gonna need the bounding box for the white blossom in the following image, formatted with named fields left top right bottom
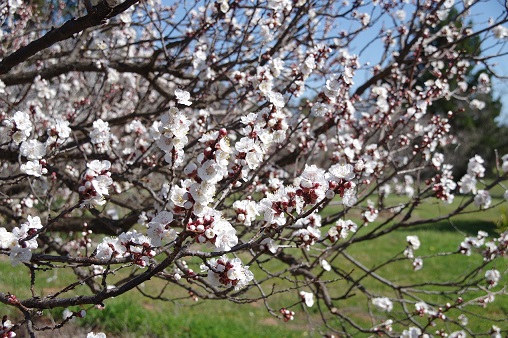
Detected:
left=372, top=297, right=393, bottom=312
left=175, top=89, right=192, bottom=106
left=201, top=255, right=254, bottom=290
left=474, top=190, right=491, bottom=209
left=20, top=160, right=47, bottom=177
left=485, top=269, right=501, bottom=288
left=87, top=332, right=107, bottom=338
left=300, top=291, right=315, bottom=307
left=20, top=139, right=46, bottom=160
left=4, top=111, right=32, bottom=144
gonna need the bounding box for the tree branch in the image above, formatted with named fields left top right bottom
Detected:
left=0, top=0, right=139, bottom=75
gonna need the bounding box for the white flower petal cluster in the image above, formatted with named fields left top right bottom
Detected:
left=195, top=131, right=231, bottom=185
left=294, top=164, right=328, bottom=206
left=87, top=332, right=107, bottom=338
left=415, top=301, right=436, bottom=316
left=95, top=230, right=153, bottom=267
left=156, top=107, right=191, bottom=167
left=449, top=330, right=467, bottom=338
left=258, top=187, right=289, bottom=226
left=46, top=118, right=71, bottom=146
left=372, top=297, right=393, bottom=312
left=292, top=225, right=321, bottom=250
left=146, top=211, right=177, bottom=247
left=483, top=230, right=508, bottom=261
left=186, top=207, right=238, bottom=252
left=401, top=327, right=422, bottom=338
left=311, top=102, right=330, bottom=117
left=0, top=216, right=43, bottom=266
left=170, top=130, right=232, bottom=218
left=20, top=160, right=47, bottom=177
left=458, top=174, right=477, bottom=194
left=390, top=176, right=416, bottom=198
left=362, top=201, right=378, bottom=223
left=320, top=259, right=331, bottom=271
left=79, top=160, right=113, bottom=208
left=257, top=163, right=357, bottom=231
left=491, top=325, right=502, bottom=338
left=359, top=12, right=370, bottom=26
left=259, top=238, right=279, bottom=254
left=90, top=119, right=111, bottom=153
left=20, top=139, right=46, bottom=160
left=0, top=317, right=15, bottom=337
left=502, top=154, right=508, bottom=172
left=234, top=104, right=289, bottom=178
left=192, top=44, right=208, bottom=72
left=373, top=319, right=393, bottom=333
left=300, top=291, right=314, bottom=307
left=478, top=293, right=495, bottom=307
left=328, top=163, right=355, bottom=181
left=493, top=25, right=508, bottom=39
left=269, top=57, right=285, bottom=78
left=485, top=269, right=500, bottom=288
left=295, top=213, right=322, bottom=229
left=412, top=257, right=423, bottom=271
left=300, top=55, right=316, bottom=78
left=406, top=235, right=420, bottom=250
left=432, top=164, right=457, bottom=204
left=201, top=255, right=254, bottom=290
left=4, top=111, right=32, bottom=144
left=175, top=88, right=192, bottom=106
left=470, top=99, right=485, bottom=110
left=17, top=138, right=48, bottom=177
left=328, top=219, right=357, bottom=242
left=90, top=119, right=111, bottom=148
left=232, top=199, right=259, bottom=226
left=404, top=235, right=422, bottom=268
left=459, top=230, right=489, bottom=256
left=474, top=190, right=491, bottom=209
left=467, top=155, right=485, bottom=178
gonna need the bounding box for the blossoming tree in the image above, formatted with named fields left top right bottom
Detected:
left=0, top=0, right=507, bottom=336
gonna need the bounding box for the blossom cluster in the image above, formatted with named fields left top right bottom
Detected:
left=3, top=110, right=70, bottom=177
left=156, top=105, right=191, bottom=167
left=457, top=155, right=493, bottom=208
left=328, top=218, right=357, bottom=243
left=95, top=230, right=154, bottom=267
left=201, top=255, right=254, bottom=290
left=0, top=317, right=15, bottom=338
left=234, top=104, right=289, bottom=177
left=146, top=211, right=178, bottom=247
left=185, top=208, right=238, bottom=252
left=0, top=215, right=42, bottom=266
left=78, top=160, right=113, bottom=208
left=404, top=235, right=423, bottom=271
left=90, top=119, right=111, bottom=153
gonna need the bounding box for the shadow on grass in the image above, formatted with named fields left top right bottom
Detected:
left=399, top=219, right=500, bottom=235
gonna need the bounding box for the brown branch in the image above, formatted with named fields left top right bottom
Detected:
left=0, top=0, right=139, bottom=75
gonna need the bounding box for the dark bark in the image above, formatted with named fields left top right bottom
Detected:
left=0, top=0, right=139, bottom=75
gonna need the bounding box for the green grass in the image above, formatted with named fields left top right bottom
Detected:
left=80, top=296, right=309, bottom=338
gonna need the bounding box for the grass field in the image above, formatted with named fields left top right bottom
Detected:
left=1, top=188, right=507, bottom=337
